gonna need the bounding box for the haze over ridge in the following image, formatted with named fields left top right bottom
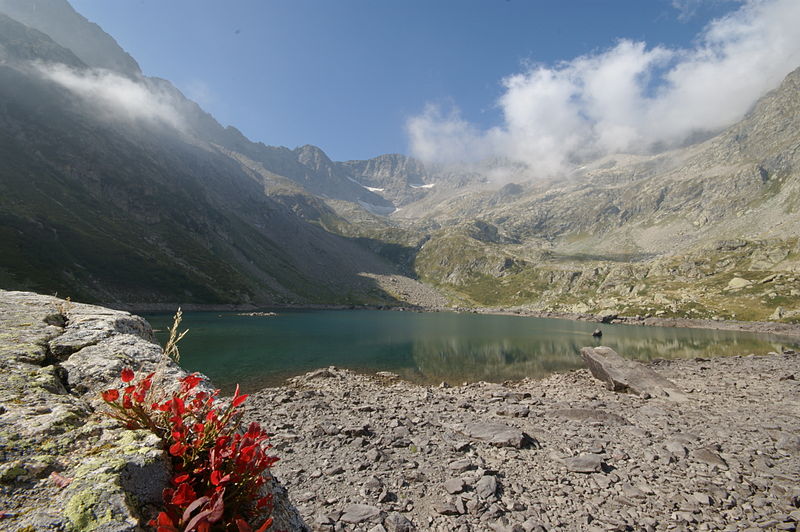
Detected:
left=408, top=0, right=800, bottom=177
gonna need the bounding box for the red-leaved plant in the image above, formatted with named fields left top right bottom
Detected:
left=102, top=368, right=277, bottom=532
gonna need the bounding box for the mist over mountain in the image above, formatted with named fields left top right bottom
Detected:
left=0, top=2, right=433, bottom=305
left=408, top=0, right=800, bottom=177
left=0, top=0, right=798, bottom=322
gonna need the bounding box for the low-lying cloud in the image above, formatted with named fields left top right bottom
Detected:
left=34, top=62, right=186, bottom=131
left=408, top=0, right=800, bottom=177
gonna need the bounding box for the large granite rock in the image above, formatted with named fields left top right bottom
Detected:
left=580, top=346, right=688, bottom=401
left=0, top=290, right=306, bottom=531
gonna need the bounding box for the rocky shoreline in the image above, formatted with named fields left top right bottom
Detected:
left=116, top=299, right=800, bottom=340
left=468, top=308, right=800, bottom=339
left=244, top=350, right=800, bottom=531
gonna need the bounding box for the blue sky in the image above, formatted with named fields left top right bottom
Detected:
left=69, top=1, right=798, bottom=165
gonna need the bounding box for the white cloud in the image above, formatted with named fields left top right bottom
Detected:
left=406, top=104, right=494, bottom=165
left=34, top=62, right=186, bottom=130
left=408, top=0, right=800, bottom=177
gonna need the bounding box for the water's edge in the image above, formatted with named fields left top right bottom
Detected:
left=119, top=301, right=800, bottom=338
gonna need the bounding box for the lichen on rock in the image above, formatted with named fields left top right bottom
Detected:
left=0, top=290, right=305, bottom=531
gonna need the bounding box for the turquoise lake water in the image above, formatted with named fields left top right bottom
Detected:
left=143, top=310, right=799, bottom=392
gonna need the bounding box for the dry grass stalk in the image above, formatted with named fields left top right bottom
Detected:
left=163, top=308, right=188, bottom=363
left=147, top=308, right=189, bottom=402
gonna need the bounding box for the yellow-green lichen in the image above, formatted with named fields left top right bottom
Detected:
left=0, top=464, right=26, bottom=483
left=65, top=490, right=110, bottom=531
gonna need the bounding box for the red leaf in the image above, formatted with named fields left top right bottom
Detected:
left=206, top=489, right=225, bottom=522
left=231, top=394, right=249, bottom=407
left=49, top=471, right=72, bottom=488
left=181, top=495, right=209, bottom=524
left=184, top=508, right=213, bottom=532
left=235, top=518, right=253, bottom=532
left=169, top=442, right=188, bottom=457
left=256, top=495, right=272, bottom=509
left=172, top=473, right=189, bottom=485
left=238, top=445, right=256, bottom=464
left=255, top=517, right=273, bottom=532
left=210, top=470, right=230, bottom=486
left=181, top=373, right=203, bottom=389
left=101, top=389, right=119, bottom=402
left=152, top=512, right=179, bottom=532
left=172, top=397, right=185, bottom=415
left=120, top=368, right=135, bottom=383
left=170, top=482, right=196, bottom=507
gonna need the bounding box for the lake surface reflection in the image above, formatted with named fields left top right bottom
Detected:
left=144, top=310, right=799, bottom=392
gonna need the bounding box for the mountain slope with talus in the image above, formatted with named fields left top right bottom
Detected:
left=407, top=66, right=800, bottom=321
left=1, top=0, right=798, bottom=321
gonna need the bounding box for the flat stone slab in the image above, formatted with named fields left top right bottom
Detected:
left=580, top=346, right=688, bottom=402
left=550, top=408, right=629, bottom=425
left=691, top=448, right=728, bottom=469
left=444, top=478, right=466, bottom=494
left=564, top=454, right=605, bottom=473
left=475, top=475, right=498, bottom=499
left=457, top=422, right=537, bottom=448
left=340, top=504, right=383, bottom=524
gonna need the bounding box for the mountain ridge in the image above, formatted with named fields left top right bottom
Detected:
left=0, top=0, right=798, bottom=322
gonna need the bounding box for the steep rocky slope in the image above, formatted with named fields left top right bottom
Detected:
left=0, top=8, right=420, bottom=306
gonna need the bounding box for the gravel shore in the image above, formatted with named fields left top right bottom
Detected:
left=244, top=349, right=800, bottom=531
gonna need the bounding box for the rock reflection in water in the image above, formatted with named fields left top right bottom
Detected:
left=402, top=327, right=796, bottom=385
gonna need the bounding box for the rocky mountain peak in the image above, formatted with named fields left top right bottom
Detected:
left=341, top=153, right=427, bottom=188
left=294, top=144, right=334, bottom=170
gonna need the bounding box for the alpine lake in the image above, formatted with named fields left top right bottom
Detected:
left=143, top=310, right=800, bottom=393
